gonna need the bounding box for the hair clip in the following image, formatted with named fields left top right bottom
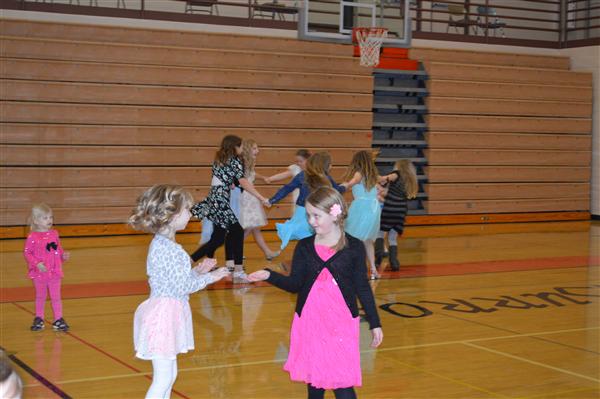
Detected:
left=329, top=203, right=342, bottom=217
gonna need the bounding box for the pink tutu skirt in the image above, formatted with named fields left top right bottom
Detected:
left=284, top=268, right=361, bottom=389
left=133, top=297, right=194, bottom=360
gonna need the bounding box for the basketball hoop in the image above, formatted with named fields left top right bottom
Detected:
left=352, top=27, right=388, bottom=67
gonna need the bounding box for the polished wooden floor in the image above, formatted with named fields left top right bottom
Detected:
left=1, top=221, right=599, bottom=398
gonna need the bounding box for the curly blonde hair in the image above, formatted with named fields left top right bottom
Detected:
left=344, top=150, right=378, bottom=191
left=29, top=203, right=53, bottom=231
left=241, top=138, right=257, bottom=177
left=128, top=185, right=193, bottom=233
left=306, top=186, right=348, bottom=251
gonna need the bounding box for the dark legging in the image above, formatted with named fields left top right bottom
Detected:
left=190, top=222, right=244, bottom=265
left=307, top=384, right=357, bottom=399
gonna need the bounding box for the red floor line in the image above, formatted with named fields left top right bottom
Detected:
left=11, top=302, right=191, bottom=399
left=3, top=256, right=599, bottom=303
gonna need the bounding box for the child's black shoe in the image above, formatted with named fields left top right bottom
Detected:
left=30, top=316, right=44, bottom=331
left=52, top=318, right=69, bottom=332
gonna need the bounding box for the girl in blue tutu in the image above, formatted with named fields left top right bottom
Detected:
left=268, top=152, right=346, bottom=250
left=343, top=151, right=382, bottom=279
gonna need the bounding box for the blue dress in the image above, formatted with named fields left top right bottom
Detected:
left=276, top=205, right=313, bottom=250
left=345, top=182, right=381, bottom=241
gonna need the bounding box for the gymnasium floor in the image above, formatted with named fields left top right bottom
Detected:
left=1, top=221, right=599, bottom=398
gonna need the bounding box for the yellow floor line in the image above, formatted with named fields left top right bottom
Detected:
left=363, top=326, right=600, bottom=354
left=518, top=386, right=599, bottom=399
left=463, top=342, right=600, bottom=383
left=33, top=326, right=600, bottom=387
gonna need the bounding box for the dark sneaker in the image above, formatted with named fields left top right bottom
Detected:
left=52, top=318, right=69, bottom=332
left=30, top=317, right=44, bottom=331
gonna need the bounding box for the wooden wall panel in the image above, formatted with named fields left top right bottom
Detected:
left=424, top=62, right=591, bottom=85
left=411, top=48, right=570, bottom=69
left=421, top=46, right=593, bottom=216
left=424, top=183, right=590, bottom=200
left=0, top=124, right=371, bottom=147
left=0, top=21, right=371, bottom=226
left=425, top=149, right=591, bottom=166
left=1, top=102, right=372, bottom=129
left=425, top=166, right=590, bottom=183
left=426, top=115, right=592, bottom=134
left=0, top=146, right=360, bottom=166
left=0, top=167, right=348, bottom=188
left=427, top=97, right=591, bottom=118
left=0, top=19, right=352, bottom=57
left=0, top=204, right=296, bottom=226
left=426, top=132, right=592, bottom=150
left=1, top=37, right=367, bottom=75
left=427, top=80, right=592, bottom=102
left=1, top=58, right=373, bottom=94
left=1, top=186, right=295, bottom=209
left=2, top=80, right=372, bottom=111
left=425, top=199, right=590, bottom=214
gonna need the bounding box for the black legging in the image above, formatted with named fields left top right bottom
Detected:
left=307, top=384, right=357, bottom=399
left=190, top=222, right=244, bottom=265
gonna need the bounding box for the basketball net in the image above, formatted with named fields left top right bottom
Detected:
left=353, top=27, right=388, bottom=67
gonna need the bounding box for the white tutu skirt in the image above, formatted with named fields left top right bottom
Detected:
left=133, top=297, right=194, bottom=360
left=240, top=190, right=267, bottom=229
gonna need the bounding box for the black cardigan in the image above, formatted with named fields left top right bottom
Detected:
left=266, top=234, right=382, bottom=330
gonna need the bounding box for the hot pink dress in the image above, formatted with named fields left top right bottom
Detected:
left=284, top=244, right=362, bottom=389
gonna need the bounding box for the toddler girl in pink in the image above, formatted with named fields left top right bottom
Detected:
left=23, top=203, right=70, bottom=332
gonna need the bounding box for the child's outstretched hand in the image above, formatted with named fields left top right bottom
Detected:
left=37, top=262, right=47, bottom=273
left=194, top=258, right=217, bottom=274
left=370, top=327, right=383, bottom=348
left=209, top=267, right=230, bottom=282
left=247, top=270, right=270, bottom=282
left=62, top=251, right=70, bottom=261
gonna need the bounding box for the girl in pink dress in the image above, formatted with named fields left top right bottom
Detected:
left=23, top=204, right=70, bottom=332
left=129, top=185, right=230, bottom=399
left=248, top=187, right=383, bottom=399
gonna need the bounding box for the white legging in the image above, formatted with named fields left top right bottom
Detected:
left=146, top=358, right=178, bottom=399
left=377, top=229, right=399, bottom=246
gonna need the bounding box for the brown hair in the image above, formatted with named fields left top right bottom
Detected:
left=295, top=149, right=311, bottom=159
left=304, top=152, right=332, bottom=192
left=215, top=135, right=242, bottom=165
left=241, top=138, right=257, bottom=177
left=394, top=159, right=418, bottom=199
left=28, top=203, right=53, bottom=231
left=344, top=150, right=378, bottom=191
left=306, top=186, right=347, bottom=251
left=128, top=185, right=193, bottom=234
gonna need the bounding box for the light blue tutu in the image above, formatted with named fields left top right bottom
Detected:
left=276, top=205, right=313, bottom=250
left=345, top=183, right=381, bottom=241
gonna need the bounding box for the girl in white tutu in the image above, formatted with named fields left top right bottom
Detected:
left=129, top=185, right=230, bottom=399
left=240, top=139, right=280, bottom=261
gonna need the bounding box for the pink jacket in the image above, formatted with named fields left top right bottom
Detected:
left=23, top=230, right=65, bottom=280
